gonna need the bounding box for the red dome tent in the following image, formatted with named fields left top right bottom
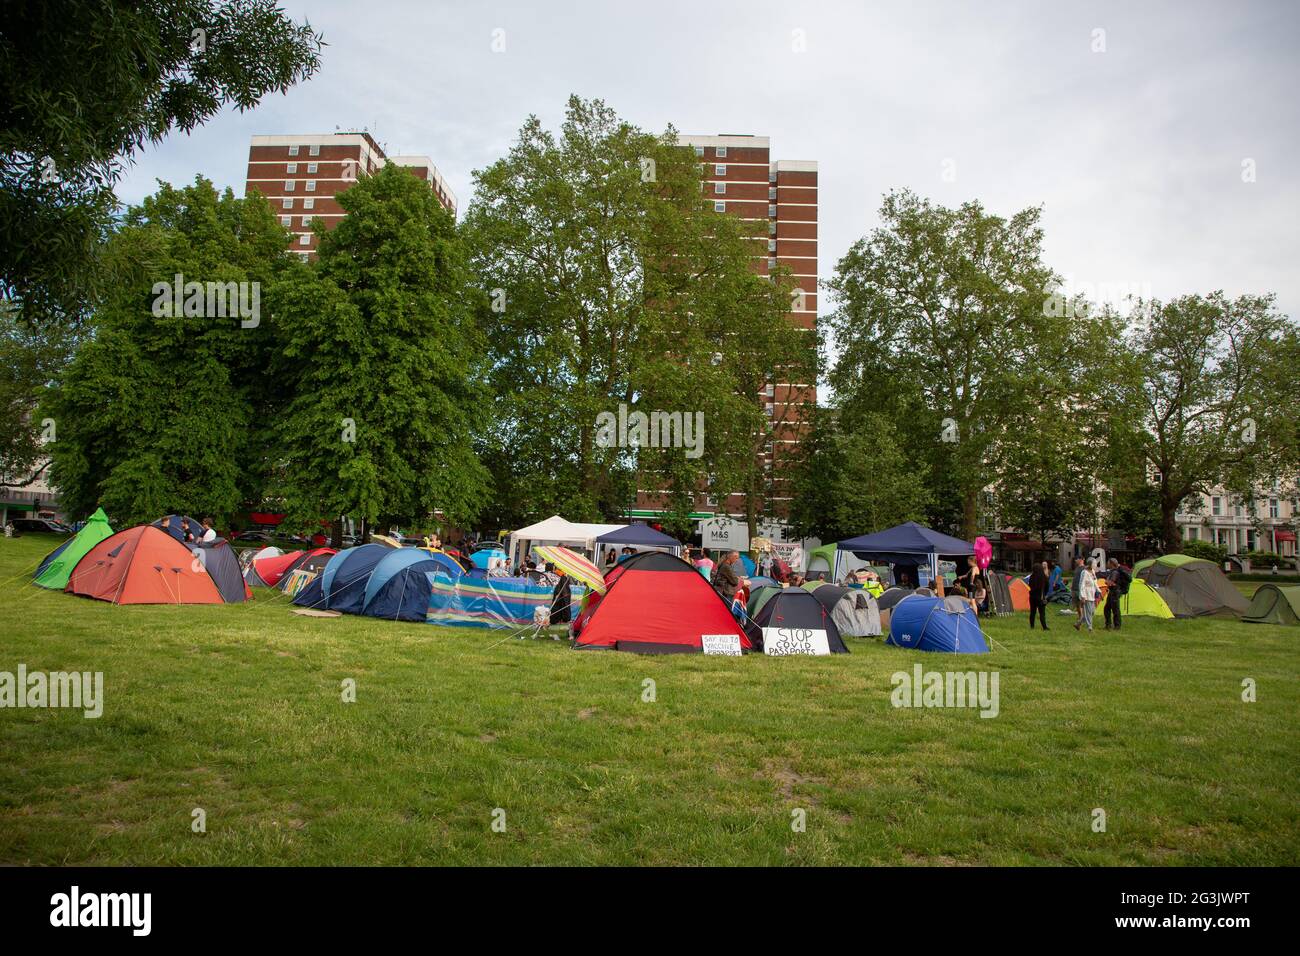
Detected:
left=245, top=550, right=304, bottom=587
left=67, top=525, right=228, bottom=605
left=573, top=551, right=753, bottom=654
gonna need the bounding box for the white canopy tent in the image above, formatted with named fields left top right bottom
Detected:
left=508, top=515, right=626, bottom=571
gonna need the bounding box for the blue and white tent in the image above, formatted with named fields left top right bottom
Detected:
left=887, top=594, right=989, bottom=654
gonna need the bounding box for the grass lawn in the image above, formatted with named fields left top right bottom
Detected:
left=1, top=533, right=1296, bottom=866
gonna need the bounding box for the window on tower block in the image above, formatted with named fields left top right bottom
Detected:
left=281, top=198, right=293, bottom=209
left=713, top=201, right=725, bottom=212
left=303, top=197, right=314, bottom=209
left=306, top=180, right=316, bottom=192
left=715, top=164, right=726, bottom=175
left=284, top=180, right=294, bottom=191
left=714, top=182, right=725, bottom=194
left=286, top=163, right=297, bottom=174
left=307, top=162, right=317, bottom=174
left=716, top=146, right=727, bottom=158
left=288, top=145, right=299, bottom=156
left=308, top=144, right=320, bottom=156
left=298, top=234, right=311, bottom=245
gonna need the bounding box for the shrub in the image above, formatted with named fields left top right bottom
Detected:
left=1181, top=539, right=1228, bottom=564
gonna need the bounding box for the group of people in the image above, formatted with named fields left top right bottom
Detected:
left=180, top=518, right=219, bottom=544
left=1025, top=556, right=1132, bottom=632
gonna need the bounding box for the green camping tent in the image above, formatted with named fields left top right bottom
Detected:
left=32, top=508, right=114, bottom=590
left=1122, top=578, right=1175, bottom=619
left=1136, top=553, right=1249, bottom=618
left=747, top=585, right=785, bottom=619
left=1242, top=584, right=1300, bottom=626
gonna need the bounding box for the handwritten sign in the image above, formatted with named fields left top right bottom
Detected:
left=763, top=626, right=831, bottom=656
left=701, top=633, right=743, bottom=656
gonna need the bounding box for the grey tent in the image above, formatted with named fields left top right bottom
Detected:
left=810, top=584, right=881, bottom=637
left=190, top=539, right=249, bottom=603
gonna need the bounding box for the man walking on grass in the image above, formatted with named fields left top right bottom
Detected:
left=1103, top=557, right=1130, bottom=630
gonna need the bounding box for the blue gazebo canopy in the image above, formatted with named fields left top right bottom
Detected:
left=596, top=523, right=680, bottom=548
left=836, top=521, right=974, bottom=562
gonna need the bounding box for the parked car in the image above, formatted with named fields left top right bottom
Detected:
left=10, top=517, right=72, bottom=534
left=232, top=530, right=273, bottom=544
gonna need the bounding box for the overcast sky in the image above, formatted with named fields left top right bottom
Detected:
left=120, top=0, right=1300, bottom=330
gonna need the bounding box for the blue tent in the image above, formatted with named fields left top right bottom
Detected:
left=887, top=595, right=989, bottom=654
left=739, top=554, right=756, bottom=575
left=595, top=523, right=680, bottom=549
left=362, top=549, right=460, bottom=622
left=747, top=575, right=781, bottom=589
left=291, top=544, right=388, bottom=613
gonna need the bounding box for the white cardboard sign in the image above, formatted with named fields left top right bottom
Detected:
left=762, top=626, right=831, bottom=656
left=701, top=633, right=743, bottom=656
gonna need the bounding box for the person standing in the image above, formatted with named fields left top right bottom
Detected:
left=711, top=551, right=742, bottom=602
left=1070, top=557, right=1086, bottom=626
left=199, top=518, right=218, bottom=543
left=1074, top=560, right=1100, bottom=631
left=1103, top=558, right=1130, bottom=630
left=549, top=569, right=572, bottom=630
left=694, top=548, right=715, bottom=582
left=1028, top=561, right=1049, bottom=630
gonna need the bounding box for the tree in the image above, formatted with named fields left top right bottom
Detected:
left=42, top=176, right=291, bottom=524
left=0, top=0, right=322, bottom=321
left=270, top=163, right=490, bottom=537
left=1109, top=482, right=1164, bottom=555
left=825, top=189, right=1070, bottom=540
left=0, top=304, right=81, bottom=491
left=790, top=409, right=931, bottom=543
left=464, top=95, right=795, bottom=525
left=1115, top=292, right=1296, bottom=552
left=993, top=409, right=1099, bottom=552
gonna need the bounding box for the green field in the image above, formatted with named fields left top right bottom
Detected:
left=1, top=534, right=1296, bottom=866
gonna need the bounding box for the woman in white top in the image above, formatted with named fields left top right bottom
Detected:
left=1074, top=560, right=1100, bottom=632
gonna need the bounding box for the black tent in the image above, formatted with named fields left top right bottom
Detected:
left=985, top=573, right=1014, bottom=616
left=876, top=586, right=914, bottom=611
left=750, top=588, right=848, bottom=654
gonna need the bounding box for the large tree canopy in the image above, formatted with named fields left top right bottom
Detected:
left=823, top=189, right=1093, bottom=540
left=464, top=95, right=806, bottom=527
left=1113, top=292, right=1296, bottom=552
left=270, top=163, right=491, bottom=535
left=43, top=176, right=292, bottom=524
left=0, top=0, right=322, bottom=321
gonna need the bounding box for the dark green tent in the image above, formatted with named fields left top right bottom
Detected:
left=1242, top=584, right=1300, bottom=626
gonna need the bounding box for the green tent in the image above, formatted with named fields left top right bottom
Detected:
left=1122, top=578, right=1175, bottom=619
left=746, top=585, right=785, bottom=619
left=1136, top=553, right=1249, bottom=618
left=806, top=543, right=837, bottom=579
left=1242, top=584, right=1300, bottom=626
left=32, top=508, right=114, bottom=590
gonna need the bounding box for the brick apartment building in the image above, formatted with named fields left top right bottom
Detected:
left=243, top=132, right=456, bottom=257
left=632, top=134, right=818, bottom=534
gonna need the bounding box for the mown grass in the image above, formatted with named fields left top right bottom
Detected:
left=1, top=534, right=1296, bottom=866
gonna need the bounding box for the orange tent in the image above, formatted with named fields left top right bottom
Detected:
left=67, top=525, right=223, bottom=605
left=1008, top=576, right=1031, bottom=611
